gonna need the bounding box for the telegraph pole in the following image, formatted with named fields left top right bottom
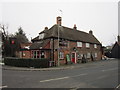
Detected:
left=58, top=24, right=60, bottom=66
left=57, top=9, right=62, bottom=66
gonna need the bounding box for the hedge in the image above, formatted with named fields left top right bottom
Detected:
left=4, top=57, right=49, bottom=68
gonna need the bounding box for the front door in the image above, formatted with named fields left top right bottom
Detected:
left=72, top=52, right=76, bottom=63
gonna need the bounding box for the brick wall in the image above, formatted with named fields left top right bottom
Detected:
left=19, top=51, right=31, bottom=58
left=51, top=39, right=102, bottom=65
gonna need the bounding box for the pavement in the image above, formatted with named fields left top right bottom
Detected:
left=1, top=58, right=116, bottom=71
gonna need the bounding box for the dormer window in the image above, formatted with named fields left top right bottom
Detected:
left=39, top=33, right=44, bottom=39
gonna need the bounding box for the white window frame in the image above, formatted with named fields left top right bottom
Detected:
left=59, top=52, right=64, bottom=59
left=40, top=51, right=45, bottom=58
left=95, top=53, right=97, bottom=58
left=32, top=50, right=40, bottom=59
left=94, top=44, right=97, bottom=48
left=86, top=43, right=90, bottom=48
left=32, top=51, right=37, bottom=58
left=77, top=42, right=82, bottom=47
left=87, top=53, right=90, bottom=58
left=39, top=33, right=44, bottom=39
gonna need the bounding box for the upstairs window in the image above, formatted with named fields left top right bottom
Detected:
left=86, top=43, right=90, bottom=48
left=94, top=44, right=97, bottom=48
left=39, top=33, right=44, bottom=39
left=59, top=39, right=68, bottom=47
left=77, top=42, right=82, bottom=47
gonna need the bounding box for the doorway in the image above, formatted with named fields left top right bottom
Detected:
left=71, top=52, right=76, bottom=63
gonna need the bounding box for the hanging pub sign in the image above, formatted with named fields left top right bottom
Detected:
left=11, top=40, right=15, bottom=44
left=59, top=39, right=68, bottom=47
left=9, top=37, right=16, bottom=44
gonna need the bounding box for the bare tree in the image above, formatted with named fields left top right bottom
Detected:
left=0, top=24, right=9, bottom=57
left=0, top=24, right=9, bottom=40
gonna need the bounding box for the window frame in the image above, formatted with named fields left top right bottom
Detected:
left=31, top=50, right=41, bottom=59
left=40, top=51, right=45, bottom=59
left=87, top=53, right=91, bottom=58
left=95, top=53, right=97, bottom=58
left=77, top=42, right=82, bottom=47
left=59, top=52, right=64, bottom=59
left=39, top=33, right=44, bottom=39
left=86, top=43, right=90, bottom=48
left=94, top=44, right=97, bottom=48
left=77, top=53, right=83, bottom=59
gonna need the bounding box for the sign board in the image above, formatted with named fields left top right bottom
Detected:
left=66, top=54, right=71, bottom=62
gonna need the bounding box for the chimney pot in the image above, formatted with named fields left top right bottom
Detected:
left=45, top=27, right=48, bottom=30
left=56, top=16, right=62, bottom=26
left=89, top=30, right=93, bottom=35
left=73, top=24, right=77, bottom=30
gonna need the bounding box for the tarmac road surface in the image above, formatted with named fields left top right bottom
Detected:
left=2, top=59, right=119, bottom=89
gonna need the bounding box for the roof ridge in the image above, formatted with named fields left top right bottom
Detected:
left=32, top=24, right=101, bottom=44
left=61, top=25, right=90, bottom=35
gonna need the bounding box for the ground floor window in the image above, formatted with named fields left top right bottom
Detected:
left=31, top=50, right=39, bottom=58
left=31, top=50, right=45, bottom=59
left=59, top=52, right=64, bottom=59
left=41, top=51, right=45, bottom=58
left=77, top=53, right=83, bottom=59
left=87, top=53, right=90, bottom=58
left=95, top=53, right=97, bottom=58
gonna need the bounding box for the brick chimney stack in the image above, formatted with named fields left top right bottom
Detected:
left=56, top=16, right=62, bottom=26
left=89, top=30, right=93, bottom=35
left=73, top=24, right=77, bottom=30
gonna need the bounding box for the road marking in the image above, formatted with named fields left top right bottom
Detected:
left=0, top=85, right=8, bottom=88
left=97, top=75, right=108, bottom=79
left=40, top=73, right=87, bottom=83
left=70, top=73, right=87, bottom=78
left=102, top=68, right=118, bottom=72
left=40, top=77, right=69, bottom=82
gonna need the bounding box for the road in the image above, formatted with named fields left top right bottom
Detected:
left=2, top=59, right=119, bottom=89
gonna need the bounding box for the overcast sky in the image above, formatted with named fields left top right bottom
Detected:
left=0, top=0, right=119, bottom=46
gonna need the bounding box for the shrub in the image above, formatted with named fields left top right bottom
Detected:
left=4, top=57, right=49, bottom=68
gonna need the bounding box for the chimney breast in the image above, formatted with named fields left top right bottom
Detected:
left=56, top=16, right=62, bottom=26
left=89, top=30, right=93, bottom=35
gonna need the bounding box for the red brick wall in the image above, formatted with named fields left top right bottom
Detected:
left=52, top=39, right=102, bottom=65
left=19, top=51, right=31, bottom=58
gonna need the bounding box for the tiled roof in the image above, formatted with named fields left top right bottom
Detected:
left=30, top=39, right=50, bottom=49
left=32, top=24, right=101, bottom=44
